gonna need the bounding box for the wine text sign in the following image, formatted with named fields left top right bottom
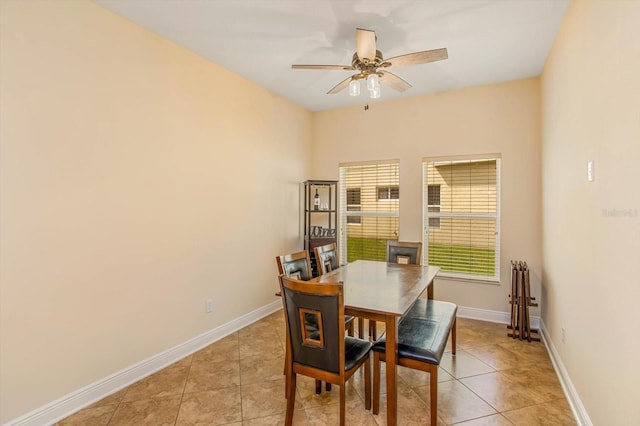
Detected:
left=311, top=226, right=336, bottom=238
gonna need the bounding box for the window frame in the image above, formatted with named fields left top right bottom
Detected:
left=346, top=188, right=362, bottom=225
left=376, top=185, right=400, bottom=201
left=427, top=184, right=441, bottom=229
left=422, top=154, right=501, bottom=282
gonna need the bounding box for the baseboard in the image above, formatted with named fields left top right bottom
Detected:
left=5, top=300, right=282, bottom=426
left=456, top=305, right=541, bottom=330
left=539, top=320, right=593, bottom=426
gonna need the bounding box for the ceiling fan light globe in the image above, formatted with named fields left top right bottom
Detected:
left=366, top=73, right=379, bottom=91
left=370, top=86, right=381, bottom=99
left=348, top=79, right=360, bottom=96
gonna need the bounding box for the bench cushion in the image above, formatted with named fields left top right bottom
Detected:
left=372, top=299, right=457, bottom=365
left=404, top=298, right=457, bottom=322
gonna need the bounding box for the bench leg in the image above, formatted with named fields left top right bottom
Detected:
left=452, top=317, right=457, bottom=355
left=430, top=365, right=438, bottom=426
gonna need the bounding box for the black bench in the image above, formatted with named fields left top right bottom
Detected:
left=372, top=299, right=457, bottom=425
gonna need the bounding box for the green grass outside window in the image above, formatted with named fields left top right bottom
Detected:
left=346, top=237, right=495, bottom=275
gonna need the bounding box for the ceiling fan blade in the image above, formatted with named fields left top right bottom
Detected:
left=385, top=48, right=448, bottom=68
left=327, top=76, right=353, bottom=94
left=292, top=64, right=355, bottom=70
left=380, top=71, right=412, bottom=92
left=356, top=28, right=376, bottom=62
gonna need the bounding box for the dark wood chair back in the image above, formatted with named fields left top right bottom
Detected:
left=276, top=250, right=313, bottom=281
left=279, top=275, right=372, bottom=425
left=314, top=242, right=339, bottom=275
left=386, top=240, right=422, bottom=265
left=280, top=276, right=343, bottom=374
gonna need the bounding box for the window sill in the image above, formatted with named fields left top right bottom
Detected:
left=434, top=273, right=500, bottom=285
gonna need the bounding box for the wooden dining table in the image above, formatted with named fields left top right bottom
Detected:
left=309, top=259, right=440, bottom=426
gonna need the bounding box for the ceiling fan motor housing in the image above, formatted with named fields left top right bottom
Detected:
left=352, top=50, right=387, bottom=79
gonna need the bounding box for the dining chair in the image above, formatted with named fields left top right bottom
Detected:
left=279, top=275, right=372, bottom=426
left=275, top=249, right=354, bottom=395
left=276, top=250, right=314, bottom=281
left=313, top=242, right=340, bottom=275
left=386, top=240, right=422, bottom=265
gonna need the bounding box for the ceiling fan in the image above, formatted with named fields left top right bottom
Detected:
left=292, top=28, right=448, bottom=98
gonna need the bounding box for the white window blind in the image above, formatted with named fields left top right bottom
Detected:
left=422, top=155, right=501, bottom=281
left=339, top=160, right=400, bottom=264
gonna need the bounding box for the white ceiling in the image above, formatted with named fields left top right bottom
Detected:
left=95, top=0, right=569, bottom=112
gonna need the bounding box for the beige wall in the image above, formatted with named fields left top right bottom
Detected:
left=312, top=78, right=542, bottom=312
left=541, top=1, right=640, bottom=424
left=0, top=1, right=311, bottom=422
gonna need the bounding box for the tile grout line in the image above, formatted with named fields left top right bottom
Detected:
left=105, top=385, right=129, bottom=425
left=172, top=354, right=195, bottom=426
left=442, top=344, right=504, bottom=425
left=454, top=344, right=557, bottom=423
left=235, top=332, right=245, bottom=423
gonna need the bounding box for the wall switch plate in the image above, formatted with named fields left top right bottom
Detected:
left=587, top=161, right=594, bottom=181
left=205, top=299, right=213, bottom=313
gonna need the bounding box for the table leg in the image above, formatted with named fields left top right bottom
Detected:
left=427, top=281, right=434, bottom=300
left=385, top=315, right=398, bottom=426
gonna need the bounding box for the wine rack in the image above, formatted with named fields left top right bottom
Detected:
left=303, top=180, right=338, bottom=277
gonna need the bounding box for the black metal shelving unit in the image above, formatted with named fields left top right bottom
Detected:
left=303, top=180, right=338, bottom=277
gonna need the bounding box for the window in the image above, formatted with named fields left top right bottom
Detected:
left=346, top=188, right=361, bottom=224
left=376, top=185, right=399, bottom=201
left=339, top=160, right=400, bottom=263
left=423, top=155, right=501, bottom=281
left=427, top=185, right=441, bottom=228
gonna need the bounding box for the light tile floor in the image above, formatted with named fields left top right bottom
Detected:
left=56, top=310, right=576, bottom=425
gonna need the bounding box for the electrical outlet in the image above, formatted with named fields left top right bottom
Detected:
left=561, top=326, right=566, bottom=343
left=205, top=299, right=213, bottom=313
